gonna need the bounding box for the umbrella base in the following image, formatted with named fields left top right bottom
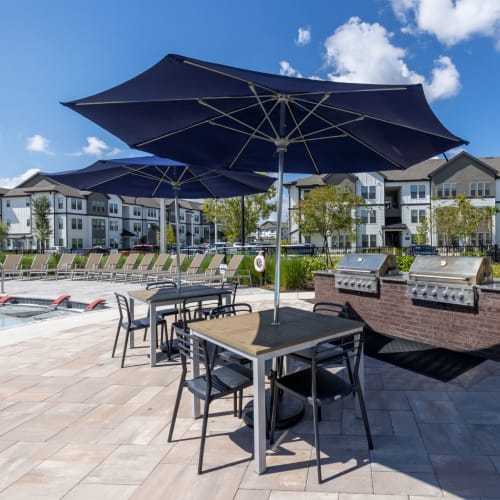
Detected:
left=242, top=389, right=304, bottom=430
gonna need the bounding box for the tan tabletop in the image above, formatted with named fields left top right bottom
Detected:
left=189, top=306, right=365, bottom=475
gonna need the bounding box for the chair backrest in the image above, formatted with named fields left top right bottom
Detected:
left=224, top=254, right=244, bottom=278
left=114, top=292, right=132, bottom=324
left=313, top=301, right=348, bottom=318
left=174, top=322, right=211, bottom=371
left=205, top=253, right=224, bottom=275
left=184, top=253, right=205, bottom=274
left=312, top=331, right=364, bottom=383
left=145, top=279, right=177, bottom=290
left=209, top=302, right=252, bottom=319
left=166, top=253, right=187, bottom=273
left=102, top=253, right=121, bottom=270
left=30, top=254, right=49, bottom=270
left=222, top=281, right=238, bottom=303
left=85, top=253, right=103, bottom=270
left=122, top=253, right=139, bottom=269
left=2, top=254, right=22, bottom=270
left=151, top=253, right=169, bottom=271
left=137, top=252, right=155, bottom=270
left=57, top=253, right=75, bottom=270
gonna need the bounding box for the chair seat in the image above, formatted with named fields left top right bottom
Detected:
left=122, top=316, right=163, bottom=331
left=157, top=306, right=179, bottom=318
left=186, top=363, right=252, bottom=400
left=276, top=367, right=354, bottom=404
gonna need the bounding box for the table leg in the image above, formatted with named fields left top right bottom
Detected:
left=128, top=298, right=135, bottom=349
left=253, top=358, right=267, bottom=474
left=191, top=336, right=201, bottom=419
left=149, top=303, right=157, bottom=367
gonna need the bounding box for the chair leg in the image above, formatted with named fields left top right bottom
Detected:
left=312, top=402, right=322, bottom=483
left=355, top=387, right=374, bottom=449
left=198, top=398, right=211, bottom=474
left=111, top=324, right=121, bottom=358
left=121, top=328, right=130, bottom=368
left=269, top=373, right=279, bottom=445
left=168, top=376, right=186, bottom=442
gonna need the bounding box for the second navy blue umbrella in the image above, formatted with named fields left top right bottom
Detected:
left=49, top=155, right=275, bottom=287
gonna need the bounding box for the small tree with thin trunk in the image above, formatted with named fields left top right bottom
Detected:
left=31, top=196, right=52, bottom=251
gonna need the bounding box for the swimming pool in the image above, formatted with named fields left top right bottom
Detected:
left=0, top=304, right=82, bottom=329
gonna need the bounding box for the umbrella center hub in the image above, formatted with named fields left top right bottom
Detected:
left=274, top=138, right=289, bottom=152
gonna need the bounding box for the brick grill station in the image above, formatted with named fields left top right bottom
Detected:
left=314, top=271, right=500, bottom=361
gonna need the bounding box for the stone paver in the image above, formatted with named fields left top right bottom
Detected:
left=0, top=278, right=499, bottom=498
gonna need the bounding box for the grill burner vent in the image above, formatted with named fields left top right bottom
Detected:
left=335, top=253, right=399, bottom=294
left=407, top=256, right=493, bottom=307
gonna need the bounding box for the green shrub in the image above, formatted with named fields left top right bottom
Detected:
left=303, top=256, right=328, bottom=280
left=280, top=258, right=308, bottom=289
left=396, top=255, right=414, bottom=272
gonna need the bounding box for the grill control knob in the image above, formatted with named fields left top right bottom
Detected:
left=451, top=292, right=456, bottom=300
left=431, top=288, right=438, bottom=297
left=411, top=287, right=418, bottom=295
left=421, top=287, right=427, bottom=296
left=442, top=289, right=449, bottom=298
left=458, top=290, right=465, bottom=300
left=366, top=282, right=371, bottom=289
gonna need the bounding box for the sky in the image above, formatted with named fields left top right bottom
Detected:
left=1, top=0, right=500, bottom=190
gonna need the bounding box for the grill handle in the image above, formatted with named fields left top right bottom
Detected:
left=336, top=268, right=375, bottom=274
left=409, top=273, right=470, bottom=283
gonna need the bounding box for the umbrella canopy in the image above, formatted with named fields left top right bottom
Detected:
left=48, top=155, right=275, bottom=287
left=62, top=53, right=467, bottom=323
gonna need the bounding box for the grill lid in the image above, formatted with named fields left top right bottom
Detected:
left=336, top=253, right=398, bottom=276
left=408, top=256, right=493, bottom=285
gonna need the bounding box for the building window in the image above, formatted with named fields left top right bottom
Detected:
left=410, top=184, right=426, bottom=199
left=410, top=209, right=427, bottom=223
left=133, top=207, right=141, bottom=217
left=361, top=185, right=376, bottom=200
left=470, top=182, right=491, bottom=197
left=71, top=238, right=83, bottom=249
left=6, top=200, right=10, bottom=207
left=361, top=234, right=377, bottom=248
left=71, top=218, right=83, bottom=230
left=437, top=183, right=456, bottom=198
left=92, top=199, right=105, bottom=213
left=58, top=217, right=64, bottom=230
left=58, top=197, right=64, bottom=209
left=92, top=238, right=106, bottom=246
left=26, top=198, right=30, bottom=207
left=302, top=189, right=311, bottom=199
left=26, top=219, right=30, bottom=227
left=92, top=219, right=106, bottom=230
left=6, top=220, right=11, bottom=227
left=58, top=238, right=64, bottom=246
left=109, top=202, right=118, bottom=214
left=70, top=198, right=83, bottom=210
left=109, top=221, right=119, bottom=231
left=147, top=208, right=157, bottom=218
left=360, top=209, right=376, bottom=224
left=133, top=222, right=141, bottom=233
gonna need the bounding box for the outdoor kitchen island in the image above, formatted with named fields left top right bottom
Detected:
left=315, top=256, right=500, bottom=361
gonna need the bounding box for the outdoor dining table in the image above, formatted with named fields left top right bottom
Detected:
left=128, top=284, right=232, bottom=367
left=189, top=306, right=365, bottom=475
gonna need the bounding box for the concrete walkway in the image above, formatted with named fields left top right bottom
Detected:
left=1, top=277, right=500, bottom=499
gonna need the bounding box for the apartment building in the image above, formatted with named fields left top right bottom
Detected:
left=0, top=173, right=207, bottom=250
left=286, top=152, right=500, bottom=249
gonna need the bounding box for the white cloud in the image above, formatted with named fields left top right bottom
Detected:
left=279, top=61, right=303, bottom=78
left=26, top=134, right=54, bottom=155
left=83, top=136, right=110, bottom=156
left=296, top=27, right=311, bottom=46
left=0, top=168, right=40, bottom=189
left=323, top=17, right=460, bottom=101
left=391, top=0, right=500, bottom=48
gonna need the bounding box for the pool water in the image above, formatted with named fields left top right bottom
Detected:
left=0, top=304, right=81, bottom=329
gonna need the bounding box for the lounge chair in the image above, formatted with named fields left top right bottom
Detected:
left=181, top=253, right=225, bottom=284
left=52, top=253, right=76, bottom=280
left=87, top=252, right=122, bottom=281
left=1, top=254, right=22, bottom=279
left=71, top=253, right=103, bottom=280
left=141, top=253, right=180, bottom=283
left=113, top=252, right=140, bottom=282
left=153, top=253, right=188, bottom=281
left=23, top=254, right=50, bottom=279
left=123, top=252, right=156, bottom=282
left=214, top=254, right=252, bottom=286
left=171, top=253, right=205, bottom=283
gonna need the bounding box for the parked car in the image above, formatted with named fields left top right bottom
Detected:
left=131, top=244, right=159, bottom=253
left=487, top=245, right=500, bottom=262
left=44, top=246, right=68, bottom=254
left=90, top=246, right=111, bottom=254
left=405, top=244, right=438, bottom=256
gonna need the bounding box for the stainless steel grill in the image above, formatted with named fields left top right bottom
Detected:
left=335, top=253, right=399, bottom=294
left=407, top=255, right=493, bottom=307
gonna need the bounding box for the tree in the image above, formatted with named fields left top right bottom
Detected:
left=31, top=196, right=52, bottom=251
left=203, top=187, right=276, bottom=243
left=293, top=185, right=365, bottom=265
left=415, top=216, right=429, bottom=244
left=0, top=221, right=8, bottom=250
left=480, top=205, right=498, bottom=245
left=165, top=224, right=176, bottom=248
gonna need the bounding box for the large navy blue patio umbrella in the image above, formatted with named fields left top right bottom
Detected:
left=48, top=155, right=275, bottom=287
left=62, top=53, right=467, bottom=323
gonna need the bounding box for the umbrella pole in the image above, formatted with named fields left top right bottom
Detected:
left=273, top=99, right=287, bottom=326
left=159, top=198, right=166, bottom=254
left=173, top=187, right=182, bottom=288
